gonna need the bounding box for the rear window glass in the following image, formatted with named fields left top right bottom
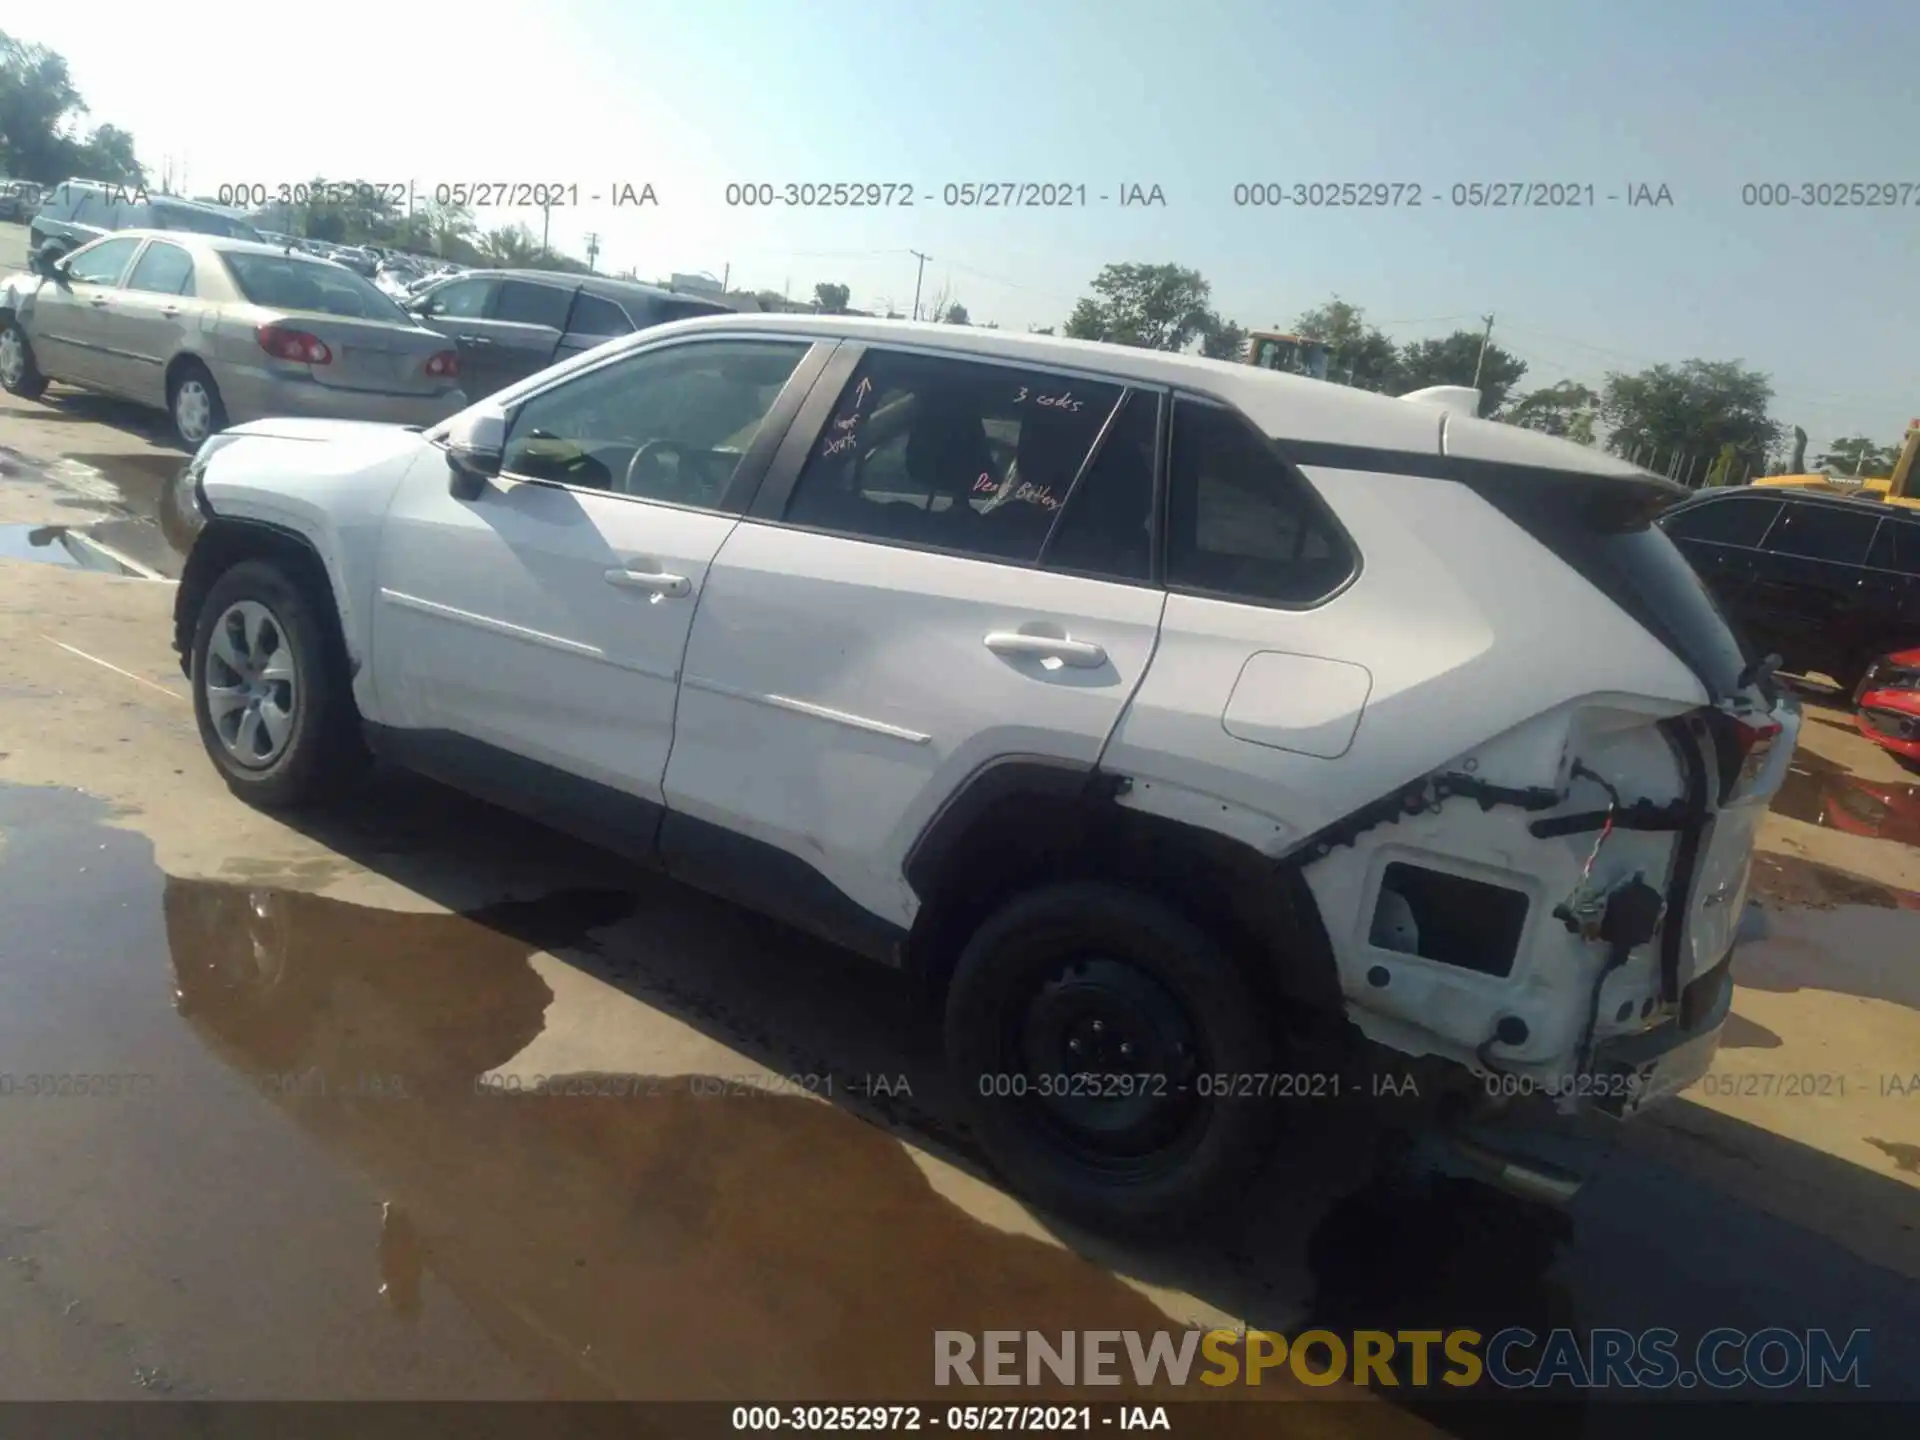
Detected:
left=153, top=203, right=259, bottom=241
left=222, top=253, right=410, bottom=322
left=569, top=292, right=633, bottom=337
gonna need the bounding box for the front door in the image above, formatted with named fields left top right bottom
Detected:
left=370, top=334, right=823, bottom=831
left=663, top=344, right=1168, bottom=928
left=30, top=234, right=142, bottom=389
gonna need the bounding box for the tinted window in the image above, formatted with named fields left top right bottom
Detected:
left=501, top=340, right=808, bottom=504
left=64, top=236, right=141, bottom=286
left=125, top=241, right=196, bottom=296
left=1761, top=503, right=1879, bottom=564
left=70, top=192, right=108, bottom=226
left=221, top=253, right=410, bottom=322
left=569, top=292, right=633, bottom=337
left=784, top=349, right=1123, bottom=565
left=40, top=185, right=78, bottom=220
left=423, top=278, right=493, bottom=319
left=1041, top=390, right=1158, bottom=583
left=1662, top=495, right=1781, bottom=547
left=1165, top=399, right=1354, bottom=604
left=1868, top=517, right=1920, bottom=575
left=493, top=280, right=573, bottom=328
left=652, top=298, right=729, bottom=325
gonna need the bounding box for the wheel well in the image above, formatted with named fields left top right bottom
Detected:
left=174, top=519, right=353, bottom=682
left=165, top=352, right=213, bottom=396
left=902, top=770, right=1344, bottom=1025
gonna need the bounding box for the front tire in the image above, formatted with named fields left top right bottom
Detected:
left=169, top=360, right=228, bottom=450
left=944, top=882, right=1281, bottom=1237
left=0, top=321, right=50, bottom=399
left=190, top=559, right=367, bottom=809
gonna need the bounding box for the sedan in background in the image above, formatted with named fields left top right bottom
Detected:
left=0, top=231, right=467, bottom=447
left=1854, top=646, right=1920, bottom=772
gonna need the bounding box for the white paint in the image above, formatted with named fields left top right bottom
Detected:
left=1220, top=651, right=1372, bottom=758
left=40, top=635, right=186, bottom=700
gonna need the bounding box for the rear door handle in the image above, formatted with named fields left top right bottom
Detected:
left=984, top=631, right=1107, bottom=668
left=462, top=334, right=494, bottom=347
left=604, top=567, right=690, bottom=598
left=88, top=297, right=110, bottom=307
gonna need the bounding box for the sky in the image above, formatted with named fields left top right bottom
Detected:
left=13, top=0, right=1918, bottom=454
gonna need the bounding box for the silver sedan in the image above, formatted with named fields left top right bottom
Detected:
left=0, top=231, right=468, bottom=447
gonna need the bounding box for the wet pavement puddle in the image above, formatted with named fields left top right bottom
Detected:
left=1770, top=746, right=1920, bottom=848
left=2, top=778, right=1917, bottom=1417
left=0, top=523, right=146, bottom=576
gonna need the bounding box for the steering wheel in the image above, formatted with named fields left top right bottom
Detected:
left=623, top=439, right=692, bottom=499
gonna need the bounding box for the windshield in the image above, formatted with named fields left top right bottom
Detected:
left=221, top=252, right=412, bottom=323
left=152, top=202, right=260, bottom=241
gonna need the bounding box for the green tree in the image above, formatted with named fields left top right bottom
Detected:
left=1292, top=296, right=1400, bottom=391
left=941, top=301, right=970, bottom=325
left=1395, top=330, right=1528, bottom=415
left=1201, top=318, right=1248, bottom=361
left=0, top=33, right=146, bottom=185
left=1814, top=435, right=1902, bottom=476
left=813, top=282, right=851, bottom=314
left=752, top=289, right=789, bottom=313
left=1063, top=263, right=1216, bottom=352
left=1599, top=360, right=1780, bottom=470
left=415, top=199, right=477, bottom=259
left=476, top=223, right=543, bottom=266
left=1505, top=380, right=1601, bottom=444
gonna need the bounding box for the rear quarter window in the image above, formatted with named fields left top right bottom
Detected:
left=1761, top=503, right=1879, bottom=564
left=1868, top=516, right=1920, bottom=575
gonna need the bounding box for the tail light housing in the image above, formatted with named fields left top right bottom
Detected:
left=257, top=325, right=331, bottom=365
left=425, top=349, right=458, bottom=379
left=1715, top=711, right=1783, bottom=802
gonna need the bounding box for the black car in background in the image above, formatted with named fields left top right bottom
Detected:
left=1657, top=486, right=1920, bottom=690
left=400, top=270, right=735, bottom=397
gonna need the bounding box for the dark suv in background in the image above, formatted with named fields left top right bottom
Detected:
left=1658, top=486, right=1920, bottom=689
left=29, top=179, right=263, bottom=252
left=400, top=269, right=735, bottom=397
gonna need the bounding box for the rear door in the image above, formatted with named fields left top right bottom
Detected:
left=553, top=290, right=635, bottom=366
left=410, top=276, right=503, bottom=394
left=1860, top=514, right=1920, bottom=647
left=1745, top=500, right=1881, bottom=676
left=475, top=278, right=576, bottom=393
left=663, top=343, right=1166, bottom=932
left=107, top=237, right=201, bottom=406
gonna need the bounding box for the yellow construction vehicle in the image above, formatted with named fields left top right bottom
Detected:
left=1243, top=330, right=1332, bottom=380
left=1751, top=418, right=1920, bottom=510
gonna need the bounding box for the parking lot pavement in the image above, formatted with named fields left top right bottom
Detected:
left=0, top=398, right=1917, bottom=1421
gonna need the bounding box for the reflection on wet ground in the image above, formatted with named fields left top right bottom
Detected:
left=0, top=441, right=188, bottom=576
left=1770, top=744, right=1920, bottom=846
left=3, top=776, right=1919, bottom=1417
left=0, top=522, right=144, bottom=575
left=1747, top=849, right=1920, bottom=911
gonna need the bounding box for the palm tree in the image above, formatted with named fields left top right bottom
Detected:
left=419, top=200, right=477, bottom=259
left=476, top=223, right=541, bottom=266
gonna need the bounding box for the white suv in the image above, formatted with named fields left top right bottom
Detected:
left=167, top=315, right=1795, bottom=1233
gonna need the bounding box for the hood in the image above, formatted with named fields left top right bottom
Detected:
left=223, top=416, right=420, bottom=444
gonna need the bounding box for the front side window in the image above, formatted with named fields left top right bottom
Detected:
left=1165, top=398, right=1355, bottom=605
left=125, top=241, right=197, bottom=296
left=500, top=339, right=809, bottom=506
left=1760, top=503, right=1879, bottom=564
left=783, top=348, right=1124, bottom=565
left=1867, top=517, right=1920, bottom=576
left=421, top=278, right=495, bottom=319
left=64, top=235, right=141, bottom=286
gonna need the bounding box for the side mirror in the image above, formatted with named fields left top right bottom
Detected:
left=31, top=238, right=70, bottom=278
left=444, top=408, right=507, bottom=500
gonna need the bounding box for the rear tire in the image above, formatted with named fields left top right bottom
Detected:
left=169, top=360, right=228, bottom=450
left=0, top=321, right=49, bottom=399
left=190, top=558, right=368, bottom=809
left=944, top=882, right=1281, bottom=1238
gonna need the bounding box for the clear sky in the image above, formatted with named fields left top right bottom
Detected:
left=16, top=0, right=1918, bottom=452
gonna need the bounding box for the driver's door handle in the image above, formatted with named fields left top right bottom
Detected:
left=604, top=567, right=690, bottom=598
left=88, top=296, right=110, bottom=308
left=983, top=631, right=1107, bottom=668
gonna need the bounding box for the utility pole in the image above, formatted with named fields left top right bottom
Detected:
left=722, top=262, right=730, bottom=292
left=1470, top=313, right=1496, bottom=389
left=539, top=199, right=553, bottom=257
left=909, top=250, right=931, bottom=321
left=584, top=232, right=600, bottom=272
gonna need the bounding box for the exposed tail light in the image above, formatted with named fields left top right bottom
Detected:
left=424, top=349, right=458, bottom=379
left=1720, top=712, right=1782, bottom=802
left=257, top=325, right=331, bottom=365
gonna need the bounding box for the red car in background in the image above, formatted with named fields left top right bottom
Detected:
left=1855, top=646, right=1920, bottom=772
